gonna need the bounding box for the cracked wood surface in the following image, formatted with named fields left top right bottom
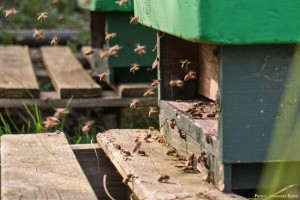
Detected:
left=1, top=133, right=97, bottom=200
left=97, top=129, right=243, bottom=200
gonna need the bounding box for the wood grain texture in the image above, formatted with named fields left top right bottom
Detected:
left=199, top=44, right=219, bottom=101
left=1, top=133, right=97, bottom=200
left=0, top=46, right=39, bottom=98
left=97, top=129, right=243, bottom=200
left=41, top=46, right=101, bottom=98
left=71, top=144, right=129, bottom=199
left=158, top=33, right=199, bottom=100
left=0, top=91, right=157, bottom=108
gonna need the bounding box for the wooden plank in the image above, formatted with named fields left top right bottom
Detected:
left=158, top=33, right=199, bottom=100
left=0, top=46, right=39, bottom=98
left=199, top=44, right=219, bottom=101
left=41, top=46, right=101, bottom=98
left=118, top=83, right=157, bottom=98
left=71, top=144, right=129, bottom=199
left=0, top=91, right=157, bottom=108
left=1, top=133, right=97, bottom=200
left=97, top=129, right=243, bottom=200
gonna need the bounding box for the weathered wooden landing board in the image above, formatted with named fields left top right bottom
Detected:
left=1, top=133, right=97, bottom=200
left=41, top=46, right=101, bottom=98
left=97, top=129, right=242, bottom=200
left=0, top=46, right=39, bottom=98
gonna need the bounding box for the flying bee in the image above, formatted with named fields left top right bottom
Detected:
left=50, top=36, right=59, bottom=45
left=130, top=16, right=139, bottom=24
left=130, top=63, right=140, bottom=74
left=4, top=9, right=17, bottom=18
left=148, top=107, right=158, bottom=118
left=132, top=141, right=142, bottom=153
left=147, top=57, right=159, bottom=71
left=82, top=120, right=95, bottom=134
left=157, top=175, right=169, bottom=183
left=180, top=59, right=191, bottom=70
left=151, top=79, right=161, bottom=87
left=116, top=0, right=128, bottom=6
left=84, top=49, right=94, bottom=56
left=33, top=29, right=43, bottom=40
left=37, top=12, right=48, bottom=22
left=108, top=45, right=122, bottom=56
left=184, top=71, right=197, bottom=81
left=100, top=50, right=110, bottom=60
left=169, top=79, right=184, bottom=88
left=130, top=99, right=139, bottom=110
left=97, top=73, right=109, bottom=82
left=122, top=173, right=133, bottom=185
left=105, top=33, right=117, bottom=42
left=143, top=88, right=156, bottom=97
left=53, top=108, right=70, bottom=120
left=134, top=44, right=146, bottom=55
left=43, top=116, right=60, bottom=130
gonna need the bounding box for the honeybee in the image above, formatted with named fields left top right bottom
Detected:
left=105, top=33, right=117, bottom=42
left=132, top=141, right=142, bottom=153
left=186, top=153, right=194, bottom=167
left=43, top=116, right=60, bottom=130
left=123, top=173, right=133, bottom=185
left=84, top=49, right=94, bottom=56
left=82, top=120, right=95, bottom=134
left=129, top=64, right=140, bottom=74
left=116, top=0, right=128, bottom=6
left=130, top=99, right=139, bottom=110
left=53, top=108, right=70, bottom=120
left=100, top=50, right=110, bottom=60
left=169, top=79, right=184, bottom=88
left=204, top=133, right=213, bottom=144
left=97, top=73, right=109, bottom=82
left=180, top=59, right=191, bottom=70
left=130, top=16, right=139, bottom=24
left=4, top=9, right=17, bottom=18
left=184, top=71, right=197, bottom=81
left=178, top=129, right=186, bottom=139
left=147, top=57, right=159, bottom=71
left=108, top=45, right=122, bottom=56
left=37, top=12, right=48, bottom=22
left=137, top=150, right=146, bottom=156
left=143, top=133, right=151, bottom=141
left=151, top=79, right=161, bottom=87
left=33, top=29, right=44, bottom=40
left=166, top=148, right=176, bottom=156
left=114, top=144, right=122, bottom=150
left=157, top=175, right=169, bottom=183
left=50, top=36, right=59, bottom=46
left=143, top=88, right=156, bottom=97
left=134, top=44, right=146, bottom=55
left=168, top=119, right=176, bottom=129
left=122, top=150, right=131, bottom=156
left=148, top=126, right=155, bottom=131
left=148, top=107, right=158, bottom=118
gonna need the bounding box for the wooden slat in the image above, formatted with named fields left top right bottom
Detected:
left=0, top=91, right=157, bottom=108
left=1, top=133, right=97, bottom=199
left=41, top=46, right=101, bottom=98
left=97, top=129, right=243, bottom=200
left=0, top=46, right=39, bottom=98
left=71, top=144, right=129, bottom=199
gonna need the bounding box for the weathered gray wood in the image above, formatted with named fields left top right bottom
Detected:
left=41, top=46, right=101, bottom=98
left=0, top=91, right=157, bottom=108
left=97, top=129, right=243, bottom=200
left=71, top=144, right=129, bottom=199
left=118, top=83, right=157, bottom=98
left=199, top=44, right=219, bottom=101
left=0, top=46, right=39, bottom=98
left=1, top=133, right=97, bottom=200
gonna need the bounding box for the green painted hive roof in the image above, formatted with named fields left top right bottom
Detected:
left=77, top=0, right=133, bottom=12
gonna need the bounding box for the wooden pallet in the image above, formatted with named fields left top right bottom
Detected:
left=97, top=129, right=244, bottom=200
left=0, top=46, right=157, bottom=108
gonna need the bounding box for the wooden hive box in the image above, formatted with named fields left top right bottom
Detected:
left=134, top=0, right=300, bottom=194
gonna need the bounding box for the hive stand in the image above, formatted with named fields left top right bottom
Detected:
left=134, top=0, right=300, bottom=194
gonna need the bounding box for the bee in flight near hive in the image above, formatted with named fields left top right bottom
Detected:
left=50, top=36, right=59, bottom=45
left=180, top=59, right=191, bottom=70
left=37, top=12, right=48, bottom=22
left=130, top=16, right=139, bottom=24
left=143, top=88, right=156, bottom=97
left=108, top=45, right=122, bottom=56
left=105, top=33, right=117, bottom=42
left=134, top=44, right=146, bottom=56
left=33, top=29, right=44, bottom=40
left=4, top=9, right=17, bottom=18
left=148, top=107, right=158, bottom=118
left=84, top=49, right=94, bottom=56
left=184, top=71, right=197, bottom=81
left=169, top=79, right=184, bottom=88
left=82, top=120, right=95, bottom=134
left=97, top=72, right=109, bottom=82
left=151, top=79, right=161, bottom=87
left=130, top=63, right=140, bottom=74
left=43, top=116, right=60, bottom=130
left=116, top=0, right=128, bottom=6
left=53, top=108, right=70, bottom=120
left=130, top=99, right=139, bottom=110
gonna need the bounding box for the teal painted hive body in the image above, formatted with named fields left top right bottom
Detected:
left=134, top=0, right=300, bottom=44
left=77, top=0, right=133, bottom=12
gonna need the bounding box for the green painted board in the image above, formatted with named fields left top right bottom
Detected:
left=77, top=0, right=133, bottom=12
left=134, top=0, right=300, bottom=44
